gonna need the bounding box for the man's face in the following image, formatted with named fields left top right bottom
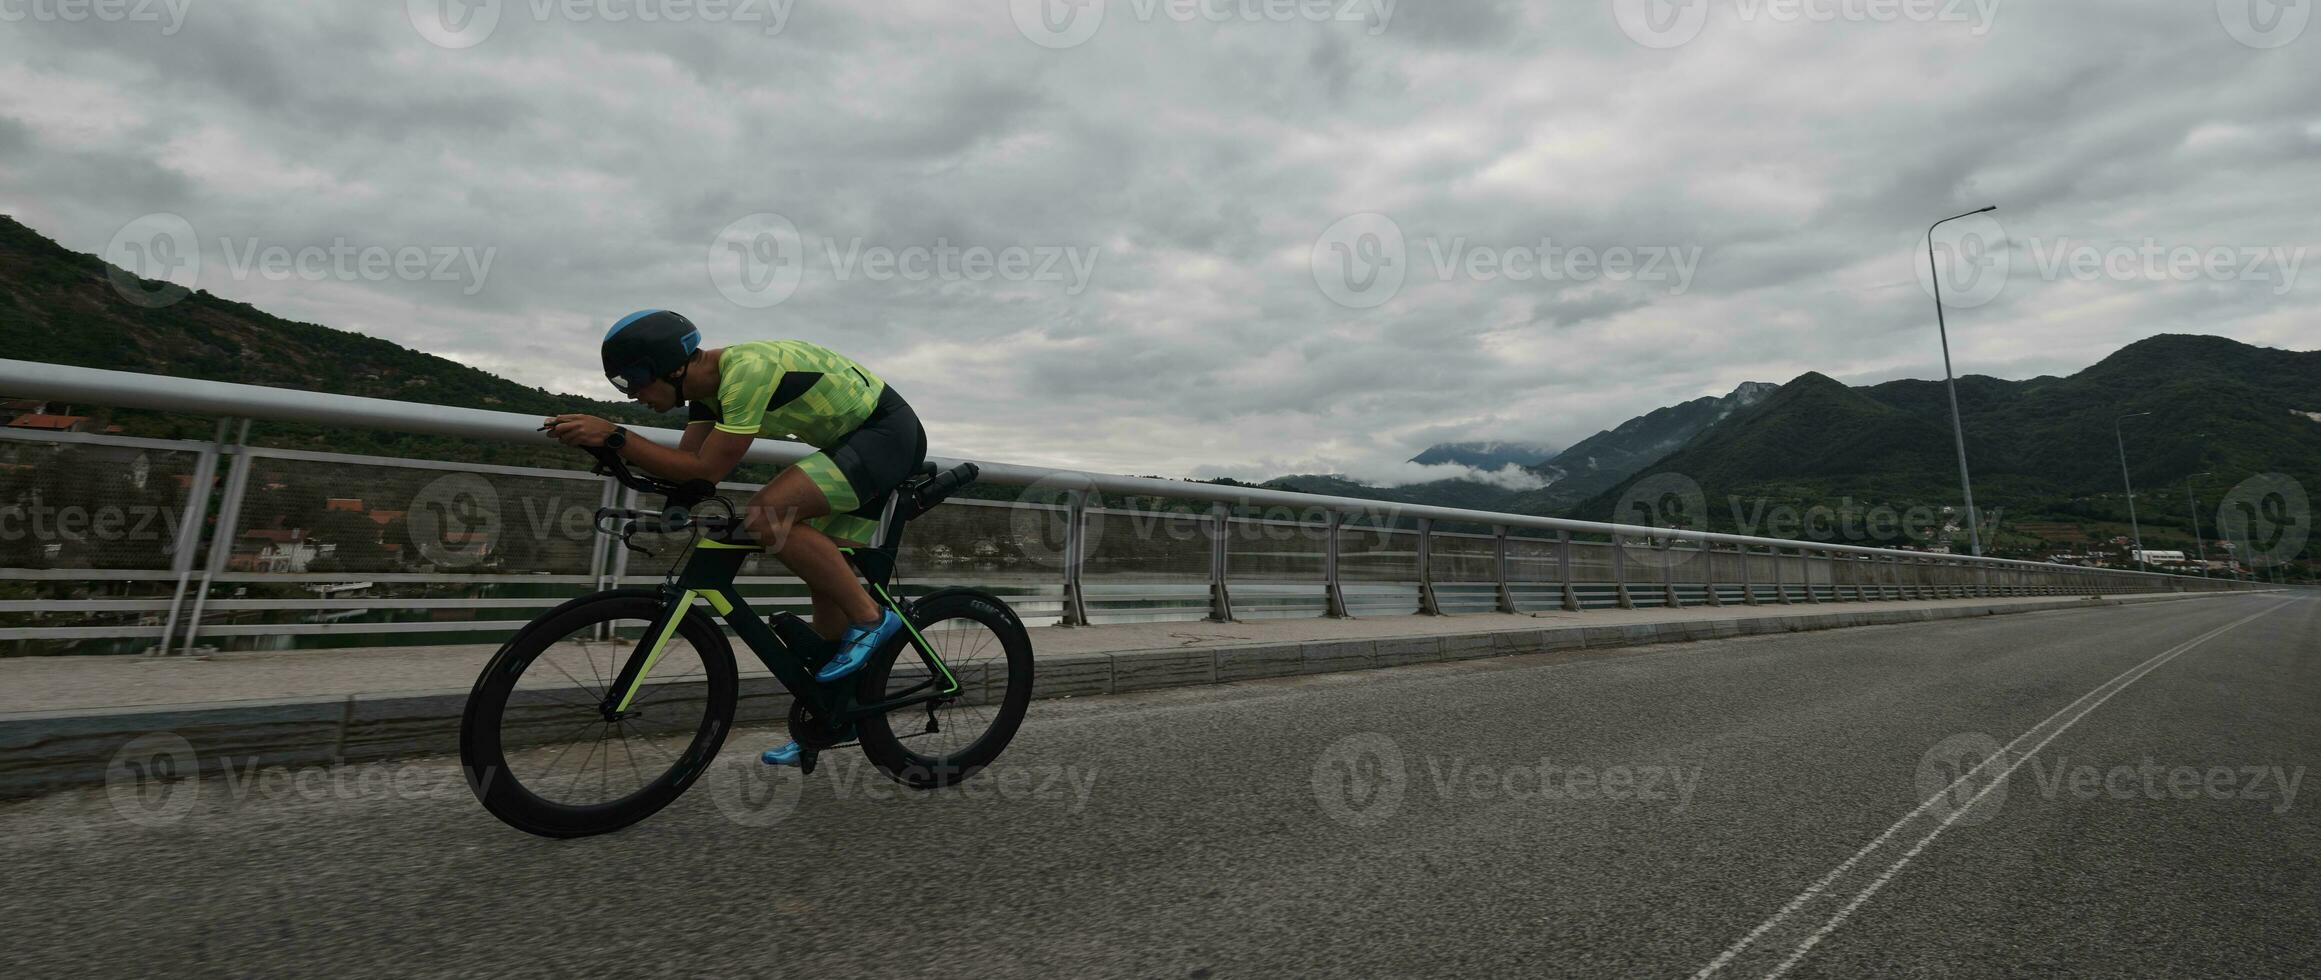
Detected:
left=624, top=377, right=682, bottom=413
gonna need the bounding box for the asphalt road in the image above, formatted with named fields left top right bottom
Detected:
left=4, top=593, right=2315, bottom=979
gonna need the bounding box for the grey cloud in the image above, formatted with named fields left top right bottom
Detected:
left=0, top=0, right=2311, bottom=479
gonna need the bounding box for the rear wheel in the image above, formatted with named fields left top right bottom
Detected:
left=854, top=590, right=1034, bottom=788
left=461, top=593, right=736, bottom=837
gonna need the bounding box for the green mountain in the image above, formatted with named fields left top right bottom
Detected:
left=0, top=214, right=675, bottom=467
left=1574, top=335, right=2321, bottom=565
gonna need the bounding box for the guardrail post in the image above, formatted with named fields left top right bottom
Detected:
left=178, top=420, right=252, bottom=655
left=1493, top=524, right=1517, bottom=614
left=1059, top=490, right=1091, bottom=627
left=1206, top=502, right=1234, bottom=622
left=588, top=475, right=619, bottom=594
left=1802, top=549, right=1822, bottom=603
left=1772, top=546, right=1791, bottom=604
left=1325, top=511, right=1350, bottom=618
left=152, top=417, right=232, bottom=656
left=1661, top=538, right=1680, bottom=607
left=1611, top=534, right=1634, bottom=609
left=1557, top=530, right=1579, bottom=611
left=1702, top=540, right=1723, bottom=607
left=1416, top=518, right=1443, bottom=615
left=1738, top=545, right=1756, bottom=605
left=1852, top=555, right=1871, bottom=602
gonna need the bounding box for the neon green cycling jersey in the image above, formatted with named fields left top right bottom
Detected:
left=687, top=340, right=887, bottom=447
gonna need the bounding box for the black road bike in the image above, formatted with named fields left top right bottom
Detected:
left=460, top=444, right=1034, bottom=837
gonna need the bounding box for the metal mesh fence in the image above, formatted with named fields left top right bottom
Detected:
left=0, top=440, right=206, bottom=571
left=239, top=454, right=603, bottom=576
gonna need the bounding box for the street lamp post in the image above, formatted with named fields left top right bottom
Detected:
left=1927, top=205, right=1997, bottom=557
left=2114, top=411, right=2151, bottom=570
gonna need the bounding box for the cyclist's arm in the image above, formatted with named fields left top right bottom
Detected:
left=625, top=425, right=751, bottom=484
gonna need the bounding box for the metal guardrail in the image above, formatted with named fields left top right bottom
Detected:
left=0, top=359, right=2249, bottom=655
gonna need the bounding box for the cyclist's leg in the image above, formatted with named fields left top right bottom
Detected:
left=744, top=467, right=882, bottom=625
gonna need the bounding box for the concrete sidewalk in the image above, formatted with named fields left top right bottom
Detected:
left=0, top=594, right=2219, bottom=714
left=0, top=591, right=2252, bottom=796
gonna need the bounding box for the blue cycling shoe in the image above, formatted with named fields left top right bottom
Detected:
left=816, top=608, right=901, bottom=683
left=761, top=741, right=805, bottom=766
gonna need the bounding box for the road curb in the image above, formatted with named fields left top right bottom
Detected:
left=0, top=592, right=2239, bottom=798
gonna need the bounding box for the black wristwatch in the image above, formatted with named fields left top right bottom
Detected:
left=604, top=426, right=629, bottom=451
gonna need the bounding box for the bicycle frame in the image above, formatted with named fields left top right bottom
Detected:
left=596, top=535, right=963, bottom=727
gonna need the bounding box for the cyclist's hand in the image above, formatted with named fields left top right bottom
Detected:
left=543, top=414, right=616, bottom=447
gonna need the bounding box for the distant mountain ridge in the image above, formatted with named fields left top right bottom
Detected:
left=0, top=214, right=683, bottom=465
left=1569, top=334, right=2321, bottom=559
left=1526, top=381, right=1778, bottom=505
left=1407, top=440, right=1562, bottom=471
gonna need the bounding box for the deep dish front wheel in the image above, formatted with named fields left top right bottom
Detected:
left=461, top=593, right=737, bottom=838
left=854, top=590, right=1034, bottom=789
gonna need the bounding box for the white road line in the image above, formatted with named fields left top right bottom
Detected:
left=1689, top=598, right=2294, bottom=980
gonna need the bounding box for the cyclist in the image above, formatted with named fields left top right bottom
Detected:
left=543, top=309, right=926, bottom=766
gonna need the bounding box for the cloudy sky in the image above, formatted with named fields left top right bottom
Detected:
left=3, top=1, right=2315, bottom=484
